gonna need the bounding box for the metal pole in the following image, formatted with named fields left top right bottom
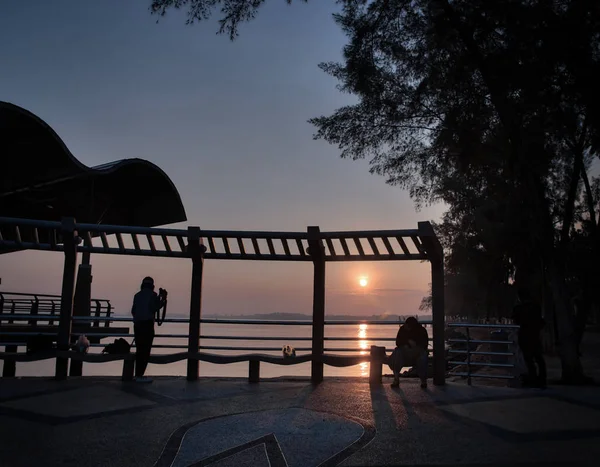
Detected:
left=55, top=217, right=78, bottom=380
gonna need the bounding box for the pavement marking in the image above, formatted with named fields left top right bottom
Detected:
left=155, top=407, right=375, bottom=467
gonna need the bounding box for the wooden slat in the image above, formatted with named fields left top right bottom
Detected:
left=295, top=239, right=306, bottom=256
left=266, top=238, right=275, bottom=255
left=222, top=237, right=231, bottom=256
left=50, top=229, right=57, bottom=249
left=176, top=236, right=186, bottom=252
left=33, top=228, right=39, bottom=245
left=237, top=238, right=246, bottom=255
left=366, top=237, right=380, bottom=255
left=207, top=237, right=216, bottom=254
left=281, top=239, right=291, bottom=256
left=100, top=233, right=109, bottom=250
left=339, top=238, right=351, bottom=256
left=381, top=237, right=396, bottom=256
left=14, top=226, right=22, bottom=244
left=146, top=234, right=156, bottom=252
left=353, top=238, right=365, bottom=256
left=396, top=237, right=412, bottom=256
left=161, top=235, right=172, bottom=252
left=116, top=233, right=125, bottom=251
left=411, top=235, right=425, bottom=254
left=131, top=234, right=141, bottom=251
left=84, top=231, right=93, bottom=246
left=325, top=238, right=336, bottom=257
left=251, top=238, right=261, bottom=255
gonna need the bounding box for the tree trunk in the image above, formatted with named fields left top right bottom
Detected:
left=548, top=263, right=588, bottom=383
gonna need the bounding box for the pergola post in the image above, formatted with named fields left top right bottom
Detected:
left=418, top=221, right=446, bottom=386
left=55, top=217, right=78, bottom=380
left=69, top=251, right=92, bottom=377
left=307, top=226, right=325, bottom=384
left=187, top=226, right=205, bottom=381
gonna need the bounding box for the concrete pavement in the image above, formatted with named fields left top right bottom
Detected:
left=1, top=376, right=599, bottom=466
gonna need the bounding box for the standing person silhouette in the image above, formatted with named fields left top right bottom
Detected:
left=131, top=276, right=166, bottom=383
left=512, top=288, right=547, bottom=388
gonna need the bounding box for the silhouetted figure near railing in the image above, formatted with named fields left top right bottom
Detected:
left=390, top=317, right=428, bottom=389
left=131, top=277, right=167, bottom=383
left=512, top=288, right=547, bottom=388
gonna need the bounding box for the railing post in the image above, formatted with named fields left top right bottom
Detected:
left=3, top=345, right=17, bottom=377
left=307, top=226, right=325, bottom=384
left=29, top=296, right=39, bottom=326
left=55, top=217, right=79, bottom=380
left=466, top=327, right=472, bottom=386
left=187, top=226, right=205, bottom=381
left=249, top=360, right=260, bottom=383
left=369, top=345, right=386, bottom=384
left=418, top=222, right=446, bottom=386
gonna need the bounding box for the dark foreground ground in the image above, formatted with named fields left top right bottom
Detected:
left=1, top=375, right=599, bottom=467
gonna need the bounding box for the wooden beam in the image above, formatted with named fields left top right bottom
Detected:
left=418, top=221, right=445, bottom=386
left=55, top=217, right=78, bottom=380
left=307, top=226, right=325, bottom=384
left=187, top=226, right=205, bottom=381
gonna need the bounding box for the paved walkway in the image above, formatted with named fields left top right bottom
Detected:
left=1, top=376, right=599, bottom=467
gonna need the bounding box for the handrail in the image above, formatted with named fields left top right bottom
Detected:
left=446, top=323, right=517, bottom=384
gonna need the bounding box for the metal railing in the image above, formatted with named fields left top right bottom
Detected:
left=1, top=304, right=520, bottom=386
left=446, top=323, right=519, bottom=385
left=0, top=292, right=112, bottom=328
left=1, top=314, right=428, bottom=362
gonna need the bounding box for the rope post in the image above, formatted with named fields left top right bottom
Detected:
left=187, top=226, right=205, bottom=381
left=307, top=226, right=326, bottom=384
left=55, top=217, right=79, bottom=381
left=418, top=221, right=446, bottom=386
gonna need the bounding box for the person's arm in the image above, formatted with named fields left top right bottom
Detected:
left=153, top=294, right=162, bottom=319
left=131, top=294, right=137, bottom=318
left=512, top=305, right=522, bottom=325
left=417, top=326, right=428, bottom=350
left=396, top=327, right=409, bottom=348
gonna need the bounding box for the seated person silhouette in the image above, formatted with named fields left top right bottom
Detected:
left=389, top=317, right=428, bottom=389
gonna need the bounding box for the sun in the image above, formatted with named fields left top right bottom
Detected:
left=359, top=277, right=368, bottom=287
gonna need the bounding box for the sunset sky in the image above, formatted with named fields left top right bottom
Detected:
left=0, top=0, right=445, bottom=316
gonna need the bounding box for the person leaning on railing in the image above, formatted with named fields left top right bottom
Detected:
left=131, top=276, right=167, bottom=383
left=389, top=316, right=429, bottom=389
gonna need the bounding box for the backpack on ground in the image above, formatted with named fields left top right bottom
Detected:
left=102, top=338, right=133, bottom=354
left=26, top=334, right=55, bottom=355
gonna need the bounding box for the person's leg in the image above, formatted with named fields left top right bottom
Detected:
left=137, top=322, right=154, bottom=378
left=134, top=323, right=147, bottom=378
left=533, top=338, right=547, bottom=387
left=391, top=348, right=405, bottom=387
left=416, top=349, right=428, bottom=387
left=519, top=337, right=538, bottom=385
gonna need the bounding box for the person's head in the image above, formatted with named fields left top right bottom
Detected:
left=405, top=316, right=419, bottom=329
left=517, top=287, right=530, bottom=303
left=141, top=276, right=155, bottom=291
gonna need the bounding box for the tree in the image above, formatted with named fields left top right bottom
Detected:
left=151, top=0, right=600, bottom=383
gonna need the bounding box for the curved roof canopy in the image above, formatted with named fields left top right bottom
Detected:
left=0, top=102, right=187, bottom=227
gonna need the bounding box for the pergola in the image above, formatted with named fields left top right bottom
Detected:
left=0, top=101, right=444, bottom=384
left=0, top=217, right=445, bottom=385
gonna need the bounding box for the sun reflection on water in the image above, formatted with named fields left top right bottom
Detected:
left=358, top=323, right=369, bottom=376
